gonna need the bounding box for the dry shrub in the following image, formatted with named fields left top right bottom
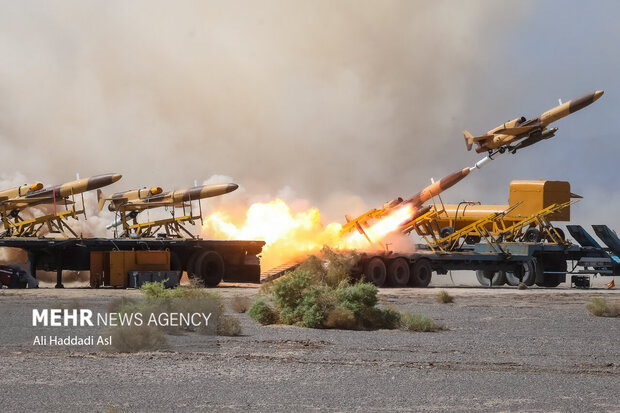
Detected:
left=258, top=280, right=273, bottom=295
left=104, top=325, right=168, bottom=353
left=297, top=247, right=359, bottom=288
left=518, top=282, right=527, bottom=290
left=400, top=312, right=443, bottom=332
left=298, top=255, right=326, bottom=280
left=436, top=290, right=454, bottom=304
left=217, top=315, right=241, bottom=336
left=322, top=246, right=359, bottom=288
left=324, top=307, right=357, bottom=329
left=586, top=297, right=620, bottom=317
left=230, top=296, right=251, bottom=313
left=136, top=281, right=231, bottom=335
left=359, top=307, right=401, bottom=329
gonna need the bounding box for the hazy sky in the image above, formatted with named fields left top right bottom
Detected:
left=0, top=1, right=618, bottom=231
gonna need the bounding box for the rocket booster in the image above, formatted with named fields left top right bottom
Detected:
left=384, top=167, right=472, bottom=212
left=404, top=167, right=471, bottom=208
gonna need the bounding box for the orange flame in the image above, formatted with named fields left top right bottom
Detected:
left=202, top=198, right=412, bottom=270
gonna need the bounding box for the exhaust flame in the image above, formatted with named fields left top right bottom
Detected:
left=202, top=198, right=413, bottom=269
left=342, top=204, right=414, bottom=250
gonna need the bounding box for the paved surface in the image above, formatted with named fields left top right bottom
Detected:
left=0, top=285, right=618, bottom=412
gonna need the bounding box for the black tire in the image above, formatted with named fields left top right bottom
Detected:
left=410, top=259, right=432, bottom=288
left=475, top=270, right=507, bottom=287
left=195, top=251, right=225, bottom=287
left=185, top=250, right=202, bottom=279
left=440, top=226, right=455, bottom=238
left=465, top=235, right=481, bottom=245
left=505, top=260, right=536, bottom=286
left=363, top=257, right=387, bottom=287
left=169, top=251, right=182, bottom=272
left=546, top=228, right=566, bottom=243
left=522, top=228, right=541, bottom=243
left=387, top=258, right=410, bottom=287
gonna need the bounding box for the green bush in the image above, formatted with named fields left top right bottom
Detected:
left=248, top=298, right=279, bottom=325
left=272, top=269, right=315, bottom=310
left=293, top=285, right=338, bottom=328
left=140, top=280, right=170, bottom=298
left=249, top=251, right=440, bottom=332
left=400, top=312, right=443, bottom=332
left=337, top=283, right=379, bottom=314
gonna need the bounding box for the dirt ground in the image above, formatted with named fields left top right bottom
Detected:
left=0, top=279, right=619, bottom=412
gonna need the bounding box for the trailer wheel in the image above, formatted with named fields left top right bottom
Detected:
left=465, top=235, right=481, bottom=245
left=505, top=260, right=536, bottom=286
left=195, top=251, right=225, bottom=287
left=410, top=259, right=432, bottom=288
left=186, top=251, right=202, bottom=280
left=363, top=257, right=387, bottom=287
left=522, top=228, right=541, bottom=243
left=475, top=270, right=506, bottom=286
left=545, top=228, right=566, bottom=243
left=387, top=258, right=410, bottom=287
left=169, top=251, right=182, bottom=272
left=440, top=226, right=454, bottom=238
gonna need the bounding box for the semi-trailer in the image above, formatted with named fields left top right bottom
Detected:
left=352, top=225, right=619, bottom=289
left=0, top=237, right=264, bottom=288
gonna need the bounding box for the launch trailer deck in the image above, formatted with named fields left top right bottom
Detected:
left=0, top=237, right=265, bottom=288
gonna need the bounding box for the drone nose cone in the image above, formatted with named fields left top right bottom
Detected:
left=111, top=174, right=123, bottom=183
left=593, top=90, right=604, bottom=101
left=226, top=183, right=239, bottom=193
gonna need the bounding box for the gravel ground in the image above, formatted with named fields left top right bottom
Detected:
left=0, top=283, right=618, bottom=412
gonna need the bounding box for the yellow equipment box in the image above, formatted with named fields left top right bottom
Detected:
left=90, top=250, right=170, bottom=288
left=507, top=180, right=575, bottom=222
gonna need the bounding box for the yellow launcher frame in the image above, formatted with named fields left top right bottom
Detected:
left=495, top=201, right=576, bottom=244
left=406, top=201, right=574, bottom=252
left=0, top=192, right=86, bottom=238
left=116, top=199, right=204, bottom=239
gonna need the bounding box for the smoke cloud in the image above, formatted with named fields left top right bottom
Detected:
left=0, top=1, right=617, bottom=246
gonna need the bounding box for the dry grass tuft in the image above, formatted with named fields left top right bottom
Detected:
left=400, top=312, right=443, bottom=332
left=586, top=297, right=620, bottom=317
left=217, top=315, right=241, bottom=336
left=104, top=325, right=168, bottom=353
left=436, top=290, right=454, bottom=304
left=230, top=296, right=251, bottom=313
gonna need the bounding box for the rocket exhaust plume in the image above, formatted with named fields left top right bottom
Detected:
left=202, top=198, right=415, bottom=270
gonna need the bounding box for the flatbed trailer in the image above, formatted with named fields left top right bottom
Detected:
left=0, top=237, right=265, bottom=288
left=353, top=239, right=618, bottom=288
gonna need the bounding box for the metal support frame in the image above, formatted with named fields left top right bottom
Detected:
left=0, top=192, right=86, bottom=238
left=117, top=198, right=203, bottom=239
left=406, top=201, right=575, bottom=252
